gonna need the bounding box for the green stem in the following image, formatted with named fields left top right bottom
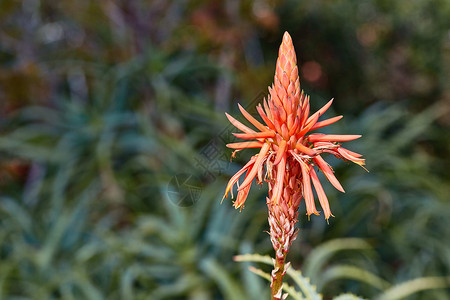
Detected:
left=271, top=254, right=286, bottom=300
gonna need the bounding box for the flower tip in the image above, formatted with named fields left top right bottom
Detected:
left=233, top=202, right=244, bottom=211
left=325, top=214, right=335, bottom=224
left=306, top=211, right=320, bottom=217
left=283, top=31, right=292, bottom=43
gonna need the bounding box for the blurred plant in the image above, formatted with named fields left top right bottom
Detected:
left=0, top=1, right=448, bottom=299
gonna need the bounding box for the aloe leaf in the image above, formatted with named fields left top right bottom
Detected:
left=201, top=258, right=246, bottom=300
left=286, top=266, right=322, bottom=300
left=320, top=264, right=390, bottom=291
left=302, top=238, right=372, bottom=284
left=333, top=293, right=366, bottom=300
left=375, top=276, right=450, bottom=300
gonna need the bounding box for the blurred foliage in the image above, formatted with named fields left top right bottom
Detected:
left=0, top=0, right=449, bottom=299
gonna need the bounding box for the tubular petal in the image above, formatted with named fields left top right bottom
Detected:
left=288, top=116, right=300, bottom=136
left=257, top=104, right=276, bottom=130
left=222, top=157, right=256, bottom=200
left=308, top=134, right=361, bottom=143
left=238, top=104, right=268, bottom=132
left=299, top=96, right=310, bottom=127
left=295, top=142, right=317, bottom=156
left=300, top=162, right=319, bottom=216
left=234, top=181, right=251, bottom=209
left=274, top=139, right=287, bottom=165
left=238, top=142, right=270, bottom=190
left=307, top=98, right=334, bottom=124
left=310, top=168, right=333, bottom=220
left=310, top=116, right=343, bottom=131
left=338, top=147, right=363, bottom=158
left=263, top=98, right=273, bottom=121
left=313, top=155, right=345, bottom=193
left=225, top=113, right=256, bottom=134
left=271, top=153, right=286, bottom=205
left=233, top=131, right=276, bottom=140
left=297, top=112, right=320, bottom=137
left=337, top=147, right=365, bottom=163
left=270, top=85, right=284, bottom=109
left=227, top=141, right=264, bottom=149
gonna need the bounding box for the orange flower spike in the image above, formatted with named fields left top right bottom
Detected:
left=223, top=31, right=366, bottom=211
left=222, top=32, right=365, bottom=300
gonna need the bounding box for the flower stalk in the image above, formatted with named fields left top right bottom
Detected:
left=223, top=32, right=365, bottom=299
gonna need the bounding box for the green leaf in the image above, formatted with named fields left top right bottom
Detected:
left=375, top=277, right=450, bottom=300
left=201, top=258, right=246, bottom=300
left=302, top=238, right=373, bottom=285
left=333, top=293, right=366, bottom=300
left=320, top=264, right=390, bottom=290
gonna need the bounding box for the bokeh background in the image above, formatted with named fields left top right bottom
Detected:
left=0, top=1, right=449, bottom=299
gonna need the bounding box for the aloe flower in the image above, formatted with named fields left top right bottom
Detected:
left=223, top=32, right=365, bottom=299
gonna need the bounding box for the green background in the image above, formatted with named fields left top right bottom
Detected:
left=0, top=1, right=449, bottom=299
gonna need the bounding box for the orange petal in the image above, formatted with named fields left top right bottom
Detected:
left=271, top=153, right=286, bottom=205
left=306, top=98, right=334, bottom=124
left=233, top=131, right=275, bottom=140
left=269, top=85, right=284, bottom=110
left=273, top=139, right=287, bottom=165
left=338, top=147, right=363, bottom=158
left=313, top=155, right=345, bottom=193
left=295, top=142, right=317, bottom=156
left=308, top=134, right=361, bottom=143
left=238, top=104, right=268, bottom=132
left=256, top=104, right=276, bottom=130
left=263, top=98, right=273, bottom=121
left=234, top=177, right=252, bottom=209
left=226, top=141, right=264, bottom=149
left=225, top=113, right=255, bottom=134
left=238, top=142, right=270, bottom=190
left=310, top=115, right=343, bottom=131
left=222, top=156, right=256, bottom=201
left=310, top=167, right=334, bottom=220
left=337, top=147, right=365, bottom=163
left=336, top=148, right=368, bottom=171
left=288, top=116, right=300, bottom=136
left=300, top=162, right=319, bottom=216
left=297, top=112, right=319, bottom=137
left=299, top=95, right=310, bottom=127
